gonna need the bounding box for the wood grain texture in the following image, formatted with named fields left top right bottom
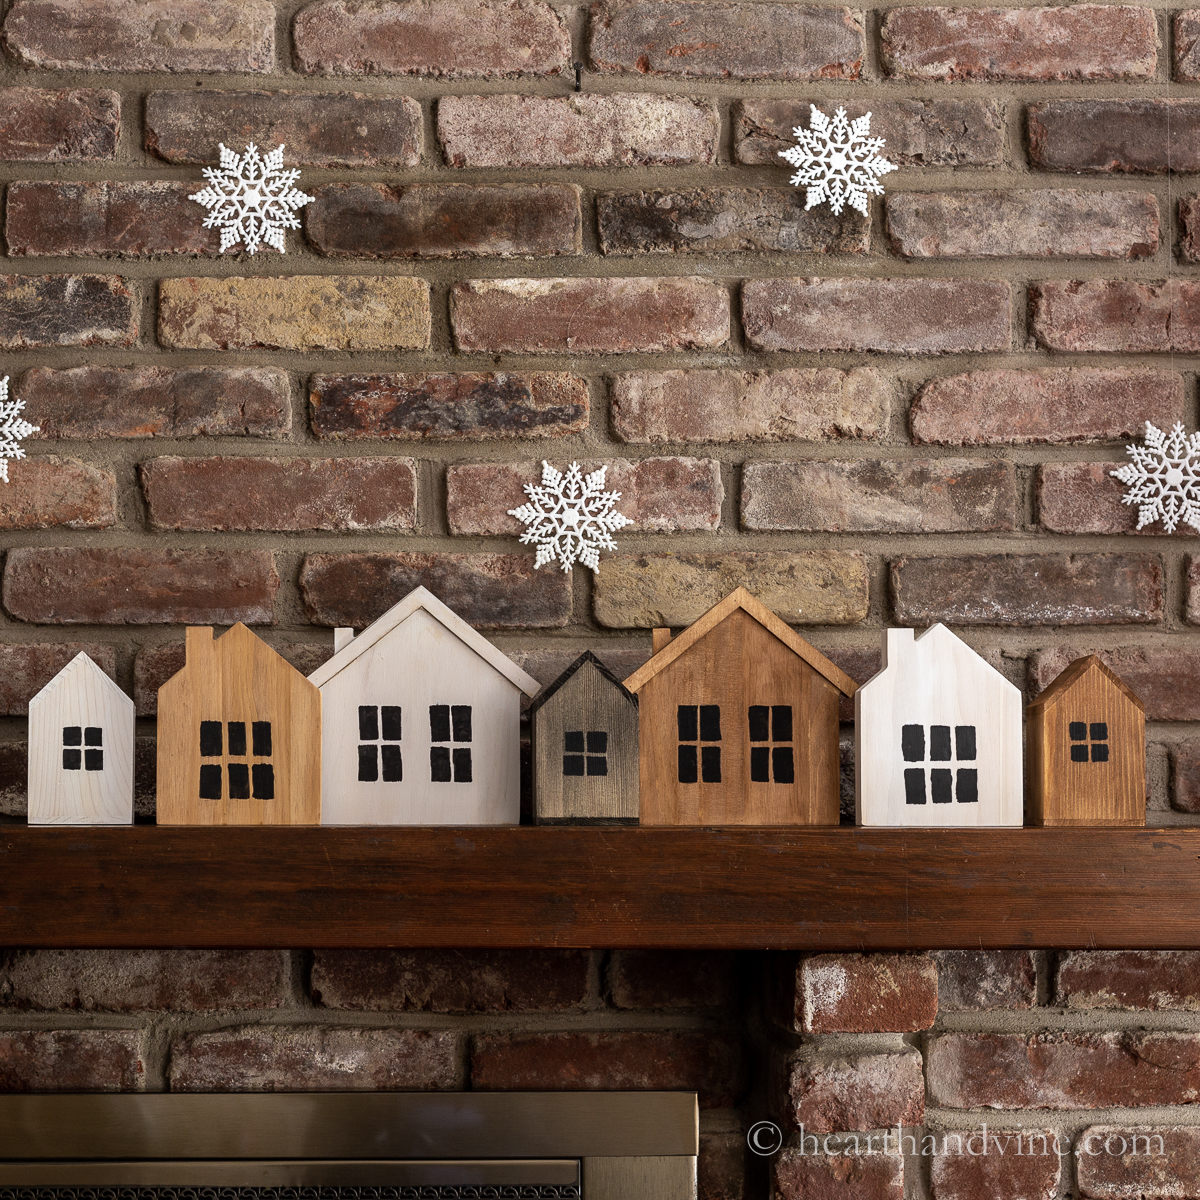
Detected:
left=157, top=625, right=321, bottom=826
left=2, top=827, right=1200, bottom=949
left=1027, top=655, right=1145, bottom=826
left=531, top=653, right=639, bottom=823
left=856, top=625, right=1023, bottom=827
left=27, top=653, right=133, bottom=826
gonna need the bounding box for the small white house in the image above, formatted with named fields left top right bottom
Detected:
left=309, top=586, right=540, bottom=825
left=856, top=625, right=1023, bottom=827
left=27, top=652, right=134, bottom=825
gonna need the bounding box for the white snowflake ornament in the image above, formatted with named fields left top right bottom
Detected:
left=508, top=461, right=631, bottom=574
left=1111, top=420, right=1200, bottom=534
left=779, top=104, right=897, bottom=216
left=189, top=142, right=313, bottom=255
left=0, top=375, right=38, bottom=484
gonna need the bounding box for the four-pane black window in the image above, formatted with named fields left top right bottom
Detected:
left=1069, top=721, right=1109, bottom=763
left=748, top=705, right=794, bottom=784
left=358, top=705, right=403, bottom=782
left=430, top=704, right=472, bottom=783
left=678, top=704, right=722, bottom=784
left=198, top=719, right=274, bottom=801
left=564, top=731, right=608, bottom=777
left=901, top=723, right=978, bottom=805
left=62, top=726, right=103, bottom=772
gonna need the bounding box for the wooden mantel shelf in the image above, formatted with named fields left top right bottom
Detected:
left=2, top=826, right=1198, bottom=950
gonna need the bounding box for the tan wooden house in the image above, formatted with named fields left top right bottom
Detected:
left=1027, top=655, right=1145, bottom=826
left=157, top=623, right=322, bottom=825
left=623, top=587, right=856, bottom=825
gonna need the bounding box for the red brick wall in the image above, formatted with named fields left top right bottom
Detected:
left=3, top=2, right=1200, bottom=1197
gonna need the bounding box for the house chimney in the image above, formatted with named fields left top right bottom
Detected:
left=652, top=628, right=672, bottom=654
left=334, top=627, right=355, bottom=653
left=884, top=627, right=915, bottom=669
left=185, top=626, right=214, bottom=662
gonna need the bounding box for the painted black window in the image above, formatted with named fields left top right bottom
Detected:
left=901, top=723, right=978, bottom=804
left=1069, top=720, right=1110, bottom=763
left=62, top=726, right=103, bottom=772
left=678, top=705, right=721, bottom=784
left=358, top=705, right=402, bottom=783
left=430, top=704, right=472, bottom=783
left=748, top=705, right=794, bottom=784
left=564, top=730, right=608, bottom=777
left=199, top=718, right=273, bottom=801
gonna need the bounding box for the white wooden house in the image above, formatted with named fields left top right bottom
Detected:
left=309, top=586, right=540, bottom=825
left=27, top=652, right=134, bottom=825
left=855, top=624, right=1023, bottom=827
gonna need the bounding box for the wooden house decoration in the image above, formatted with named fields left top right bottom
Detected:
left=530, top=651, right=639, bottom=824
left=1026, top=655, right=1145, bottom=826
left=308, top=586, right=540, bottom=826
left=27, top=652, right=134, bottom=825
left=856, top=625, right=1022, bottom=827
left=622, top=587, right=856, bottom=825
left=157, top=624, right=321, bottom=826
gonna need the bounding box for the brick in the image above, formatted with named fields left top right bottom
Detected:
left=312, top=949, right=589, bottom=1011
left=933, top=951, right=1036, bottom=1012
left=0, top=950, right=289, bottom=1011
left=1033, top=647, right=1200, bottom=723
left=20, top=366, right=290, bottom=439
left=452, top=277, right=728, bottom=354
left=598, top=189, right=867, bottom=256
left=742, top=459, right=1015, bottom=534
left=609, top=950, right=740, bottom=1009
left=0, top=742, right=26, bottom=816
left=774, top=1151, right=903, bottom=1200
left=931, top=1135, right=1060, bottom=1200
left=1038, top=462, right=1189, bottom=535
left=611, top=368, right=889, bottom=444
left=1179, top=12, right=1200, bottom=81
left=447, top=458, right=722, bottom=536
left=471, top=1032, right=743, bottom=1107
left=742, top=278, right=1010, bottom=354
left=735, top=98, right=1003, bottom=167
left=141, top=456, right=417, bottom=533
left=783, top=1050, right=924, bottom=1133
left=892, top=554, right=1163, bottom=626
left=294, top=0, right=569, bottom=77
left=300, top=553, right=570, bottom=629
left=588, top=3, right=863, bottom=80
left=886, top=190, right=1158, bottom=259
left=1180, top=196, right=1200, bottom=263
left=1187, top=558, right=1200, bottom=625
left=159, top=276, right=430, bottom=352
left=1056, top=951, right=1200, bottom=1011
left=6, top=182, right=216, bottom=257
left=308, top=183, right=581, bottom=258
left=146, top=90, right=421, bottom=167
left=1076, top=1125, right=1200, bottom=1198
left=1031, top=280, right=1200, bottom=353
left=0, top=457, right=116, bottom=530
left=170, top=1027, right=459, bottom=1091
left=798, top=953, right=937, bottom=1033
left=0, top=1030, right=143, bottom=1091
left=134, top=641, right=332, bottom=717
left=0, top=88, right=119, bottom=161
left=699, top=1132, right=744, bottom=1200
left=3, top=548, right=278, bottom=625
left=438, top=94, right=718, bottom=168
left=881, top=6, right=1157, bottom=81
left=134, top=735, right=156, bottom=820
left=0, top=275, right=134, bottom=349
left=0, top=643, right=116, bottom=715
left=1028, top=100, right=1200, bottom=174
left=310, top=372, right=588, bottom=441
left=928, top=1031, right=1200, bottom=1109
left=911, top=369, right=1184, bottom=446
left=3, top=0, right=274, bottom=73
left=594, top=552, right=868, bottom=629
left=1173, top=740, right=1200, bottom=812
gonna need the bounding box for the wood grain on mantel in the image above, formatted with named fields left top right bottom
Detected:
left=1, top=826, right=1197, bottom=951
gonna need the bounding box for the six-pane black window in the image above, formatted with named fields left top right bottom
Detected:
left=564, top=730, right=608, bottom=776
left=62, top=726, right=103, bottom=772
left=198, top=719, right=274, bottom=801
left=430, top=704, right=473, bottom=783
left=1069, top=721, right=1109, bottom=763
left=359, top=705, right=403, bottom=782
left=901, top=723, right=978, bottom=805
left=677, top=704, right=722, bottom=783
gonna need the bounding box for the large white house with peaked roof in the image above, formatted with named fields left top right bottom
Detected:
left=309, top=586, right=540, bottom=826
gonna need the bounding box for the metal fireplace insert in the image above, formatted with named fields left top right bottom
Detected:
left=0, top=1093, right=697, bottom=1200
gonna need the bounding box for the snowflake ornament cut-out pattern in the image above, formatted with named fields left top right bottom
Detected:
left=189, top=142, right=314, bottom=255
left=0, top=375, right=38, bottom=484
left=778, top=104, right=897, bottom=216
left=1111, top=420, right=1200, bottom=533
left=508, top=461, right=631, bottom=574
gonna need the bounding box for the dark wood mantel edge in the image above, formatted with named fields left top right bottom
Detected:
left=1, top=825, right=1197, bottom=951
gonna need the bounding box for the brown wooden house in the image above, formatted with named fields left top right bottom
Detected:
left=1026, top=655, right=1145, bottom=826
left=157, top=623, right=322, bottom=825
left=623, top=587, right=857, bottom=825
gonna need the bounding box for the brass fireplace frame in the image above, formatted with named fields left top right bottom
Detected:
left=0, top=1093, right=698, bottom=1200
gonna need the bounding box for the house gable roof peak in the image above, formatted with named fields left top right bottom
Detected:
left=1028, top=653, right=1145, bottom=714
left=29, top=651, right=131, bottom=710
left=530, top=650, right=638, bottom=716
